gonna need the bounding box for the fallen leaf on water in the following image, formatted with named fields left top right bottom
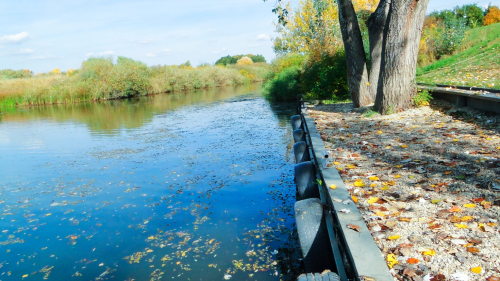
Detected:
left=386, top=254, right=398, bottom=268
left=329, top=184, right=337, bottom=189
left=347, top=224, right=361, bottom=232
left=471, top=267, right=482, bottom=274
left=463, top=204, right=476, bottom=208
left=22, top=275, right=28, bottom=279
left=176, top=262, right=181, bottom=265
left=407, top=258, right=419, bottom=264
left=449, top=206, right=461, bottom=212
left=388, top=235, right=401, bottom=240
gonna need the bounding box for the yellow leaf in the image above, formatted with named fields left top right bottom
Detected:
left=369, top=176, right=379, bottom=181
left=386, top=254, right=398, bottom=268
left=22, top=275, right=28, bottom=279
left=334, top=162, right=340, bottom=165
left=444, top=171, right=452, bottom=175
left=375, top=211, right=386, bottom=217
left=347, top=165, right=355, bottom=169
left=463, top=204, right=476, bottom=208
left=45, top=213, right=51, bottom=216
left=395, top=165, right=402, bottom=168
left=431, top=199, right=441, bottom=204
left=381, top=186, right=389, bottom=190
left=209, top=239, right=215, bottom=244
left=455, top=223, right=468, bottom=229
left=146, top=249, right=153, bottom=253
left=329, top=184, right=337, bottom=189
left=453, top=139, right=459, bottom=142
left=352, top=196, right=358, bottom=203
left=388, top=235, right=401, bottom=240
left=378, top=131, right=383, bottom=134
left=370, top=183, right=377, bottom=187
left=385, top=146, right=391, bottom=149
left=461, top=216, right=473, bottom=222
left=471, top=267, right=482, bottom=274
left=395, top=175, right=401, bottom=178
left=148, top=236, right=155, bottom=240
left=337, top=167, right=343, bottom=171
left=422, top=249, right=436, bottom=256
left=367, top=197, right=379, bottom=204
left=176, top=261, right=181, bottom=265
left=401, top=145, right=408, bottom=148
left=354, top=181, right=364, bottom=187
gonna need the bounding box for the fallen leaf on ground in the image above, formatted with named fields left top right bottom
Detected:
left=347, top=224, right=361, bottom=232
left=471, top=267, right=482, bottom=274
left=352, top=196, right=358, bottom=203
left=455, top=223, right=468, bottom=229
left=367, top=197, right=379, bottom=204
left=463, top=204, right=476, bottom=208
left=461, top=216, right=473, bottom=222
left=386, top=254, right=398, bottom=268
left=422, top=249, right=436, bottom=256
left=449, top=206, right=461, bottom=212
left=407, top=258, right=419, bottom=264
left=388, top=235, right=401, bottom=240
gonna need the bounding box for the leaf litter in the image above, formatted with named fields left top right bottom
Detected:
left=309, top=99, right=500, bottom=281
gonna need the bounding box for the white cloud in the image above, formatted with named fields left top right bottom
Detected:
left=0, top=32, right=32, bottom=44
left=146, top=53, right=157, bottom=57
left=29, top=55, right=62, bottom=60
left=162, top=48, right=171, bottom=52
left=222, top=47, right=227, bottom=51
left=86, top=52, right=94, bottom=57
left=0, top=48, right=34, bottom=56
left=256, top=34, right=271, bottom=41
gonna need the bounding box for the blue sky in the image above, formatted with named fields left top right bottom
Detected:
left=0, top=0, right=494, bottom=73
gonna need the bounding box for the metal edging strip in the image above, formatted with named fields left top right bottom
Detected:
left=300, top=107, right=394, bottom=281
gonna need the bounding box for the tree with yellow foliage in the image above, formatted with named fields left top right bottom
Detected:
left=236, top=56, right=253, bottom=65
left=483, top=6, right=500, bottom=26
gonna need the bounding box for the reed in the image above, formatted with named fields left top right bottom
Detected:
left=0, top=57, right=269, bottom=107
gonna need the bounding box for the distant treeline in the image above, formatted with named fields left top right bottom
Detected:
left=215, top=54, right=266, bottom=66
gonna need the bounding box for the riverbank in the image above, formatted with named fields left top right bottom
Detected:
left=0, top=57, right=270, bottom=107
left=307, top=100, right=500, bottom=280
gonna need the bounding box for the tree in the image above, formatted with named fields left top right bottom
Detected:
left=266, top=0, right=430, bottom=113
left=483, top=6, right=500, bottom=26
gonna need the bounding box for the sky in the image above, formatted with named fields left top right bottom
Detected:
left=0, top=0, right=495, bottom=73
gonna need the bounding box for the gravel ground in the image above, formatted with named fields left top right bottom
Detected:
left=307, top=100, right=500, bottom=281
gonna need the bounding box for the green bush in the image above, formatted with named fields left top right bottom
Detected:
left=215, top=54, right=266, bottom=66
left=263, top=66, right=303, bottom=102
left=300, top=52, right=349, bottom=100
left=0, top=69, right=33, bottom=79
left=434, top=17, right=467, bottom=59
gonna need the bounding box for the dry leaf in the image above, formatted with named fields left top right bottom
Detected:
left=467, top=247, right=480, bottom=254
left=422, top=249, right=436, bottom=256
left=486, top=276, right=500, bottom=281
left=369, top=176, right=379, bottom=181
left=463, top=204, right=476, bottom=208
left=388, top=235, right=401, bottom=240
left=461, top=216, right=473, bottom=222
left=471, top=267, right=482, bottom=274
left=347, top=224, right=361, bottom=232
left=367, top=197, right=379, bottom=204
left=386, top=254, right=398, bottom=268
left=352, top=196, right=358, bottom=203
left=406, top=258, right=419, bottom=264
left=455, top=223, right=468, bottom=229
left=449, top=206, right=461, bottom=212
left=329, top=184, right=337, bottom=189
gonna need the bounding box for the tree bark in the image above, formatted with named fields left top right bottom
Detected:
left=367, top=0, right=390, bottom=99
left=374, top=0, right=430, bottom=113
left=336, top=0, right=371, bottom=107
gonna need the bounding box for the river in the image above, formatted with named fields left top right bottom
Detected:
left=0, top=84, right=302, bottom=281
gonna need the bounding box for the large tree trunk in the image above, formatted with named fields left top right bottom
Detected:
left=336, top=0, right=372, bottom=107
left=367, top=0, right=390, bottom=99
left=374, top=0, right=429, bottom=113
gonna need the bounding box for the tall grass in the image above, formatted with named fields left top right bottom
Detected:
left=0, top=57, right=269, bottom=107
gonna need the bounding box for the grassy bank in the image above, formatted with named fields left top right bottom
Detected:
left=0, top=57, right=270, bottom=107
left=417, top=22, right=500, bottom=89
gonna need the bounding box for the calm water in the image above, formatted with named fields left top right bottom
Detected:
left=0, top=84, right=302, bottom=281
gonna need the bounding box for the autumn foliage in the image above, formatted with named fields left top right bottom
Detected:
left=483, top=6, right=500, bottom=26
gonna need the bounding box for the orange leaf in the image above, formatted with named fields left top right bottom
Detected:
left=449, top=206, right=461, bottom=212
left=352, top=196, right=358, bottom=203
left=471, top=267, right=482, bottom=274
left=472, top=198, right=484, bottom=203
left=407, top=258, right=419, bottom=264
left=347, top=224, right=361, bottom=232
left=467, top=247, right=480, bottom=254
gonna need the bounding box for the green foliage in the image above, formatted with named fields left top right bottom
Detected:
left=300, top=52, right=349, bottom=100
left=413, top=89, right=433, bottom=107
left=215, top=54, right=266, bottom=66
left=433, top=17, right=467, bottom=59
left=0, top=69, right=32, bottom=79
left=455, top=4, right=484, bottom=27
left=263, top=65, right=303, bottom=102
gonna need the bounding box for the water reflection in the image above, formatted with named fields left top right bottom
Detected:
left=0, top=83, right=262, bottom=134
